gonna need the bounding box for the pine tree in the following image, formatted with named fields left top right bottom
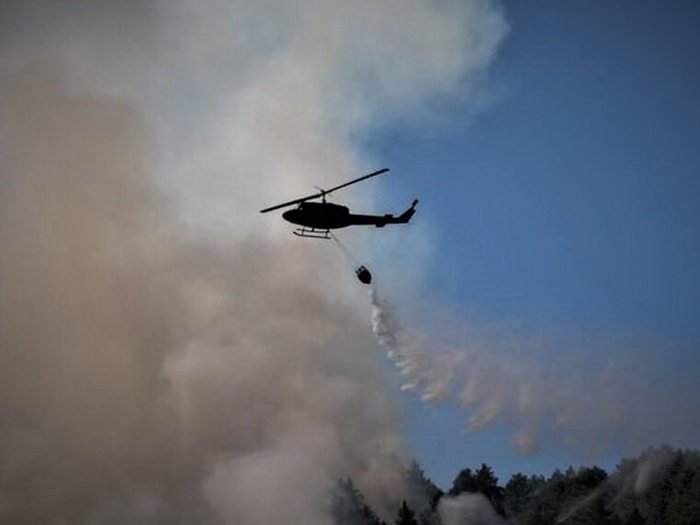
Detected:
left=474, top=463, right=504, bottom=514
left=404, top=460, right=443, bottom=512
left=625, top=508, right=645, bottom=525
left=417, top=508, right=444, bottom=525
left=448, top=467, right=476, bottom=496
left=504, top=473, right=531, bottom=517
left=332, top=478, right=385, bottom=525
left=395, top=500, right=419, bottom=525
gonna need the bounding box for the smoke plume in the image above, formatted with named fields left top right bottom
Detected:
left=0, top=0, right=506, bottom=523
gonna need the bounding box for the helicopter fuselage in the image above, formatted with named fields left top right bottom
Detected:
left=282, top=200, right=417, bottom=231
left=283, top=202, right=352, bottom=229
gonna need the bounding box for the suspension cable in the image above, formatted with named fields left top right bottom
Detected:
left=329, top=231, right=359, bottom=267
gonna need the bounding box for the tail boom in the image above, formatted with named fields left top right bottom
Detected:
left=347, top=199, right=418, bottom=228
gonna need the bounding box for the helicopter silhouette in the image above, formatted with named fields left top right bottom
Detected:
left=260, top=168, right=418, bottom=239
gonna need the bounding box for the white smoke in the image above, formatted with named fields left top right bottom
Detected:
left=150, top=0, right=508, bottom=233
left=438, top=493, right=506, bottom=525
left=0, top=0, right=507, bottom=523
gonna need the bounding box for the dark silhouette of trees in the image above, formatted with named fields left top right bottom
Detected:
left=448, top=463, right=504, bottom=514
left=475, top=463, right=504, bottom=514
left=504, top=472, right=545, bottom=518
left=625, top=509, right=645, bottom=525
left=404, top=460, right=443, bottom=513
left=635, top=447, right=700, bottom=525
left=332, top=478, right=386, bottom=525
left=395, top=500, right=418, bottom=525
left=329, top=446, right=700, bottom=525
left=448, top=466, right=476, bottom=496
left=417, top=507, right=444, bottom=525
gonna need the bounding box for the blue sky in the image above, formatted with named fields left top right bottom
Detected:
left=376, top=2, right=700, bottom=488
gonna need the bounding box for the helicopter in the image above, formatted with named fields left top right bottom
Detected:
left=260, top=168, right=418, bottom=239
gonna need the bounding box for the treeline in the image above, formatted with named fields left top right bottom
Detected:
left=332, top=446, right=700, bottom=525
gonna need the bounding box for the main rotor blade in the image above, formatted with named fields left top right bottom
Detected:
left=322, top=167, right=390, bottom=196
left=259, top=192, right=325, bottom=213
left=259, top=168, right=390, bottom=213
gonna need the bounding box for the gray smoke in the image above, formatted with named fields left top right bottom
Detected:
left=1, top=67, right=388, bottom=523
left=0, top=0, right=507, bottom=523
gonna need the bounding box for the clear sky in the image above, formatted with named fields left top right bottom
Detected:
left=376, top=1, right=700, bottom=488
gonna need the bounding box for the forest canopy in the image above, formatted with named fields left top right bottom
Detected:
left=333, top=446, right=700, bottom=525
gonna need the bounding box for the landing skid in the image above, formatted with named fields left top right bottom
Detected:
left=293, top=227, right=331, bottom=239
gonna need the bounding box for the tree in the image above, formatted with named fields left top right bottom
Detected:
left=395, top=500, right=419, bottom=525
left=574, top=466, right=607, bottom=489
left=625, top=509, right=645, bottom=525
left=417, top=508, right=444, bottom=525
left=504, top=473, right=531, bottom=517
left=448, top=467, right=476, bottom=496
left=415, top=446, right=700, bottom=525
left=474, top=463, right=504, bottom=514
left=641, top=448, right=700, bottom=525
left=332, top=478, right=385, bottom=525
left=404, top=460, right=443, bottom=514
